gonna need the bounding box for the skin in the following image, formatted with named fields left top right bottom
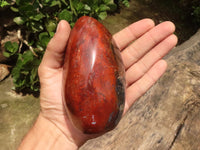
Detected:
left=18, top=19, right=177, bottom=150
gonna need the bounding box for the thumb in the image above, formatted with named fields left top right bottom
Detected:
left=39, top=20, right=71, bottom=70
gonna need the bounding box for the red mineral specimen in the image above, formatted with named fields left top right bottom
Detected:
left=63, top=16, right=125, bottom=134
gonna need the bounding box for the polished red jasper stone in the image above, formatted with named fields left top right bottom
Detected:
left=63, top=16, right=125, bottom=134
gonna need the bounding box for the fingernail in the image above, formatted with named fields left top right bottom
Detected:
left=56, top=21, right=62, bottom=32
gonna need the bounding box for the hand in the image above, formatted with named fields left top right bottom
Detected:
left=112, top=19, right=177, bottom=113
left=38, top=19, right=177, bottom=148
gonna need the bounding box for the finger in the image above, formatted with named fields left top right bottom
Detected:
left=123, top=59, right=167, bottom=114
left=126, top=34, right=177, bottom=86
left=121, top=21, right=175, bottom=69
left=112, top=18, right=155, bottom=50
left=40, top=20, right=71, bottom=70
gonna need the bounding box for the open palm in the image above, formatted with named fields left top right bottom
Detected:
left=38, top=19, right=177, bottom=147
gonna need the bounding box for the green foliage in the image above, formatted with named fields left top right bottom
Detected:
left=12, top=51, right=42, bottom=92
left=119, top=0, right=129, bottom=7
left=192, top=6, right=200, bottom=23
left=177, top=0, right=200, bottom=25
left=3, top=0, right=129, bottom=93
left=3, top=42, right=19, bottom=57
left=0, top=0, right=10, bottom=7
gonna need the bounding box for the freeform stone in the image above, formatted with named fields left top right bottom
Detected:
left=63, top=16, right=125, bottom=134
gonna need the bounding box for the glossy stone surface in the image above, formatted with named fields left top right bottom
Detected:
left=63, top=16, right=125, bottom=134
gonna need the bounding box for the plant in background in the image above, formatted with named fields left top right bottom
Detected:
left=0, top=0, right=10, bottom=7
left=119, top=0, right=129, bottom=7
left=3, top=0, right=129, bottom=94
left=192, top=6, right=200, bottom=24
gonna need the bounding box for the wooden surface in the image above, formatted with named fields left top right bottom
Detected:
left=80, top=30, right=200, bottom=150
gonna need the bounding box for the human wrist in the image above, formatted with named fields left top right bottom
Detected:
left=18, top=113, right=78, bottom=150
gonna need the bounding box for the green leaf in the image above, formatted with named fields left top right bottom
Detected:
left=30, top=67, right=38, bottom=83
left=13, top=17, right=26, bottom=25
left=30, top=21, right=44, bottom=32
left=11, top=51, right=39, bottom=91
left=0, top=0, right=10, bottom=7
left=122, top=0, right=130, bottom=7
left=16, top=0, right=29, bottom=5
left=4, top=41, right=19, bottom=55
left=98, top=11, right=107, bottom=20
left=103, top=0, right=113, bottom=4
left=21, top=51, right=34, bottom=63
left=10, top=6, right=19, bottom=12
left=5, top=0, right=126, bottom=93
left=76, top=3, right=90, bottom=15
left=21, top=71, right=29, bottom=75
left=39, top=32, right=51, bottom=47
left=4, top=41, right=13, bottom=52
left=36, top=45, right=44, bottom=51
left=58, top=9, right=73, bottom=21
left=31, top=13, right=45, bottom=21
left=70, top=22, right=75, bottom=28
left=45, top=20, right=57, bottom=33
left=50, top=0, right=61, bottom=7
left=12, top=42, right=19, bottom=52
left=99, top=4, right=110, bottom=12
left=71, top=0, right=80, bottom=7
left=49, top=32, right=55, bottom=38
left=81, top=0, right=94, bottom=6
left=84, top=4, right=91, bottom=11
left=3, top=51, right=11, bottom=57
left=103, top=0, right=117, bottom=12
left=44, top=0, right=51, bottom=3
left=19, top=4, right=35, bottom=17
left=15, top=0, right=20, bottom=5
left=61, top=0, right=68, bottom=6
left=75, top=2, right=84, bottom=12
